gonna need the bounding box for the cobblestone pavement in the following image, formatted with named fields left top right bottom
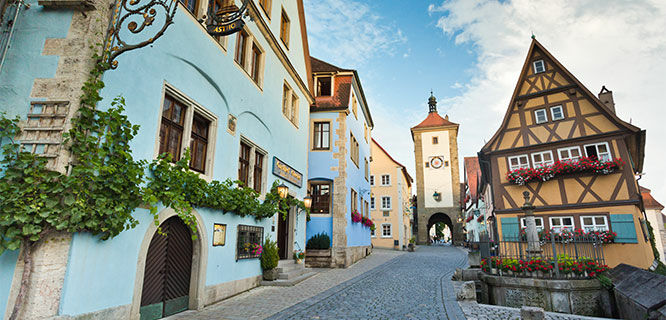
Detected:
left=167, top=245, right=469, bottom=319
left=458, top=301, right=615, bottom=320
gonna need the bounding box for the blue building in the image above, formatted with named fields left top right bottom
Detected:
left=0, top=0, right=313, bottom=318
left=306, top=57, right=373, bottom=268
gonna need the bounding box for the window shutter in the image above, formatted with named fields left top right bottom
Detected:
left=500, top=217, right=519, bottom=241
left=610, top=214, right=638, bottom=243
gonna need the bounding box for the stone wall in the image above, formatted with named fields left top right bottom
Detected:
left=608, top=264, right=666, bottom=320
left=480, top=274, right=612, bottom=317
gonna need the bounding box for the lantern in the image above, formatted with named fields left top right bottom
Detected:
left=303, top=195, right=312, bottom=209
left=277, top=183, right=289, bottom=199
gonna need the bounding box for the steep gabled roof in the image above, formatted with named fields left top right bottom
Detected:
left=310, top=56, right=353, bottom=73
left=412, top=112, right=458, bottom=130
left=480, top=38, right=645, bottom=170
left=372, top=138, right=413, bottom=188
left=464, top=157, right=481, bottom=202
left=641, top=186, right=664, bottom=210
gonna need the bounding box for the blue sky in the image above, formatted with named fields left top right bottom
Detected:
left=304, top=0, right=666, bottom=204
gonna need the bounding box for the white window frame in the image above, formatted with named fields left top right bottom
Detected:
left=315, top=75, right=333, bottom=97
left=584, top=142, right=612, bottom=162
left=549, top=216, right=575, bottom=233
left=381, top=196, right=392, bottom=210
left=239, top=136, right=268, bottom=194
left=533, top=60, right=545, bottom=74
left=370, top=175, right=375, bottom=186
left=508, top=155, right=530, bottom=171
left=580, top=215, right=609, bottom=232
left=281, top=82, right=299, bottom=127
left=520, top=217, right=544, bottom=232
left=531, top=150, right=554, bottom=168
left=370, top=196, right=375, bottom=210
left=381, top=174, right=391, bottom=186
left=381, top=223, right=392, bottom=238
left=557, top=146, right=582, bottom=162
left=550, top=105, right=564, bottom=121
left=534, top=108, right=548, bottom=124
left=157, top=85, right=219, bottom=178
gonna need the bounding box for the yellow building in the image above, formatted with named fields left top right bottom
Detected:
left=370, top=138, right=413, bottom=249
left=479, top=39, right=653, bottom=268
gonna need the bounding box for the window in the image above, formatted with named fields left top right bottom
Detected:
left=238, top=139, right=266, bottom=192
left=581, top=216, right=609, bottom=232
left=364, top=123, right=368, bottom=141
left=350, top=133, right=359, bottom=166
left=381, top=196, right=391, bottom=210
left=159, top=95, right=187, bottom=162
left=316, top=76, right=332, bottom=96
left=259, top=0, right=271, bottom=18
left=383, top=211, right=389, bottom=217
left=351, top=92, right=358, bottom=119
left=508, top=155, right=529, bottom=171
left=310, top=182, right=331, bottom=214
left=280, top=9, right=290, bottom=48
left=313, top=122, right=330, bottom=150
left=558, top=146, right=581, bottom=162
left=351, top=189, right=358, bottom=213
left=370, top=228, right=375, bottom=237
left=159, top=93, right=216, bottom=175
left=370, top=196, right=375, bottom=210
left=535, top=109, right=548, bottom=124
left=179, top=0, right=197, bottom=14
left=425, top=162, right=429, bottom=168
left=382, top=224, right=392, bottom=237
left=282, top=83, right=298, bottom=126
left=520, top=217, right=544, bottom=232
left=364, top=158, right=369, bottom=181
left=369, top=175, right=375, bottom=186
left=189, top=114, right=210, bottom=173
left=550, top=105, right=564, bottom=121
left=549, top=216, right=574, bottom=232
left=364, top=201, right=369, bottom=218
left=249, top=43, right=263, bottom=84
left=381, top=174, right=390, bottom=186
left=432, top=136, right=438, bottom=144
left=236, top=225, right=264, bottom=260
left=234, top=29, right=247, bottom=66
left=584, top=142, right=611, bottom=162
left=238, top=142, right=251, bottom=187
left=531, top=151, right=554, bottom=168
left=533, top=60, right=545, bottom=73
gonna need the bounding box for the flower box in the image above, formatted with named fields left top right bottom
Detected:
left=506, top=157, right=624, bottom=185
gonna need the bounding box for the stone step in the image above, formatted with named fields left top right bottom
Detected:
left=278, top=267, right=306, bottom=280
left=276, top=262, right=305, bottom=273
left=261, top=271, right=318, bottom=287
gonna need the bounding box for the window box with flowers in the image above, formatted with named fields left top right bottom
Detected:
left=518, top=228, right=617, bottom=244
left=506, top=157, right=624, bottom=185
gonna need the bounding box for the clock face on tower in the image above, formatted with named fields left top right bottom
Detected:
left=430, top=156, right=444, bottom=169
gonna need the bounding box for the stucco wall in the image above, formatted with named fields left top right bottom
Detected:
left=421, top=130, right=453, bottom=208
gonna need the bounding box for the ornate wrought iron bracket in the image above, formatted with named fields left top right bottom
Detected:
left=104, top=0, right=178, bottom=69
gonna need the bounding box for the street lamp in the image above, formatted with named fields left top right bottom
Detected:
left=303, top=194, right=312, bottom=209
left=277, top=183, right=289, bottom=199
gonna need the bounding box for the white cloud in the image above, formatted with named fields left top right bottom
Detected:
left=430, top=0, right=666, bottom=202
left=303, top=0, right=407, bottom=68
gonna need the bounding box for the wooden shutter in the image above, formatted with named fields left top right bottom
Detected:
left=500, top=217, right=519, bottom=241
left=610, top=214, right=638, bottom=243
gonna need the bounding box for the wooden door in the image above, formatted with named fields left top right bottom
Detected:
left=277, top=212, right=289, bottom=260
left=140, top=216, right=193, bottom=320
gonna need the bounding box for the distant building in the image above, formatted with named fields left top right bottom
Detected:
left=306, top=57, right=373, bottom=267
left=478, top=39, right=653, bottom=268
left=641, top=187, right=666, bottom=264
left=411, top=94, right=462, bottom=245
left=370, top=138, right=413, bottom=249
left=462, top=157, right=492, bottom=242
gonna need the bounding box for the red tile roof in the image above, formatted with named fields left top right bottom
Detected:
left=641, top=186, right=664, bottom=210
left=464, top=157, right=481, bottom=202
left=412, top=112, right=458, bottom=129
left=372, top=138, right=413, bottom=187
left=310, top=56, right=353, bottom=73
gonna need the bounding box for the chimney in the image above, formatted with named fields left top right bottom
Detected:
left=598, top=86, right=616, bottom=114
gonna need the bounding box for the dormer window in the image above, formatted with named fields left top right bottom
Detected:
left=534, top=108, right=547, bottom=124
left=316, top=76, right=332, bottom=96
left=533, top=60, right=545, bottom=73
left=550, top=105, right=564, bottom=121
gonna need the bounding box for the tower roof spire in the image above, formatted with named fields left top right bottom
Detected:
left=428, top=92, right=437, bottom=113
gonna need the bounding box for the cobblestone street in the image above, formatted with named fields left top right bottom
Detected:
left=167, top=246, right=468, bottom=319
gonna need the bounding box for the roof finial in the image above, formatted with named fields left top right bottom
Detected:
left=531, top=31, right=536, bottom=40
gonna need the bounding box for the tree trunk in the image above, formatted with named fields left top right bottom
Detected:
left=9, top=239, right=33, bottom=320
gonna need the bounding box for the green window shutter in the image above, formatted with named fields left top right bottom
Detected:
left=500, top=217, right=519, bottom=241
left=610, top=214, right=638, bottom=243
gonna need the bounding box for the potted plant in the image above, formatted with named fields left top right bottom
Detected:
left=408, top=236, right=416, bottom=252
left=293, top=250, right=305, bottom=264
left=261, top=238, right=279, bottom=281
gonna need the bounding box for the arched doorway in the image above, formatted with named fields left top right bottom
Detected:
left=140, top=216, right=193, bottom=320
left=427, top=213, right=453, bottom=244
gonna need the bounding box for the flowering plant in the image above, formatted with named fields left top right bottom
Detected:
left=351, top=210, right=362, bottom=223
left=465, top=216, right=474, bottom=223
left=477, top=215, right=484, bottom=223
left=244, top=243, right=262, bottom=256
left=293, top=250, right=305, bottom=260
left=481, top=255, right=608, bottom=278
left=519, top=227, right=616, bottom=244
left=506, top=157, right=624, bottom=185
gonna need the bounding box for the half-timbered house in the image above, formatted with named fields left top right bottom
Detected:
left=479, top=39, right=653, bottom=268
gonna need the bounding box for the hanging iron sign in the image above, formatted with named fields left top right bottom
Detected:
left=207, top=0, right=248, bottom=36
